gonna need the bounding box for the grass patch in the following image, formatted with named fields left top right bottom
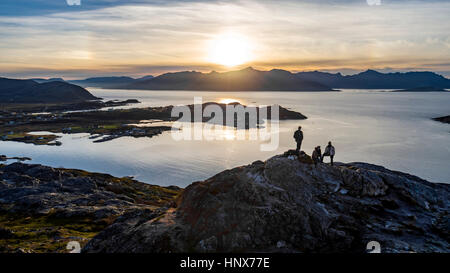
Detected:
left=67, top=168, right=182, bottom=206
left=0, top=213, right=109, bottom=253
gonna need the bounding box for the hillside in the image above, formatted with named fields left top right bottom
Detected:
left=0, top=78, right=99, bottom=103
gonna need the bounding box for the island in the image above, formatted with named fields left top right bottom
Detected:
left=0, top=155, right=31, bottom=162
left=0, top=102, right=307, bottom=145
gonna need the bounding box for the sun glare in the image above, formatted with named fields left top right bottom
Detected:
left=208, top=33, right=253, bottom=67
left=218, top=98, right=241, bottom=104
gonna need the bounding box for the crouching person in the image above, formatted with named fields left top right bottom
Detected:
left=312, top=146, right=321, bottom=167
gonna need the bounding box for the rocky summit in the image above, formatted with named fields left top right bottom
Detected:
left=83, top=151, right=449, bottom=253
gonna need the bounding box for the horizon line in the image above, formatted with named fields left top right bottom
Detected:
left=3, top=67, right=450, bottom=81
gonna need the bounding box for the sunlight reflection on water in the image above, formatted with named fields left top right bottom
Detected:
left=1, top=89, right=449, bottom=186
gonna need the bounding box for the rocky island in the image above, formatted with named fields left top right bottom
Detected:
left=0, top=102, right=306, bottom=145
left=1, top=151, right=447, bottom=253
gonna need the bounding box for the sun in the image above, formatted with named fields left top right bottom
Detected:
left=208, top=32, right=253, bottom=67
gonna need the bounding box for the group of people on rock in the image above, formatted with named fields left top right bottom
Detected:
left=293, top=126, right=335, bottom=166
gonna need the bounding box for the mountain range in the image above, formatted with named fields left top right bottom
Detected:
left=296, top=69, right=450, bottom=89
left=113, top=67, right=333, bottom=91
left=0, top=78, right=99, bottom=103
left=3, top=68, right=450, bottom=97
left=69, top=75, right=154, bottom=88
left=67, top=68, right=450, bottom=91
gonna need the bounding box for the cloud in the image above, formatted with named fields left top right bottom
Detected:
left=2, top=0, right=449, bottom=16
left=0, top=0, right=222, bottom=16
left=0, top=0, right=449, bottom=78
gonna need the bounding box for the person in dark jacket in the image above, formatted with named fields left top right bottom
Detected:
left=293, top=126, right=303, bottom=153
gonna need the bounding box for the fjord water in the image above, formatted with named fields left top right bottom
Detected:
left=1, top=89, right=449, bottom=187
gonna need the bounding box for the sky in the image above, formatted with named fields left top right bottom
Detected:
left=0, top=0, right=449, bottom=79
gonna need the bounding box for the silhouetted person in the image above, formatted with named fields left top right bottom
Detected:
left=317, top=145, right=322, bottom=162
left=293, top=126, right=303, bottom=154
left=322, top=141, right=335, bottom=165
left=312, top=146, right=321, bottom=167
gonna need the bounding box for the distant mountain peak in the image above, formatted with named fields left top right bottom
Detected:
left=360, top=69, right=381, bottom=75
left=30, top=77, right=65, bottom=83
left=137, top=75, right=154, bottom=80
left=240, top=66, right=256, bottom=72
left=270, top=68, right=291, bottom=74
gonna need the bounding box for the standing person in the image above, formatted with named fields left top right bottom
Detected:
left=322, top=141, right=335, bottom=165
left=293, top=126, right=303, bottom=154
left=312, top=146, right=321, bottom=167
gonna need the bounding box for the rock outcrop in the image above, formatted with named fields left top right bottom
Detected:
left=0, top=163, right=180, bottom=218
left=0, top=163, right=180, bottom=252
left=83, top=151, right=449, bottom=253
